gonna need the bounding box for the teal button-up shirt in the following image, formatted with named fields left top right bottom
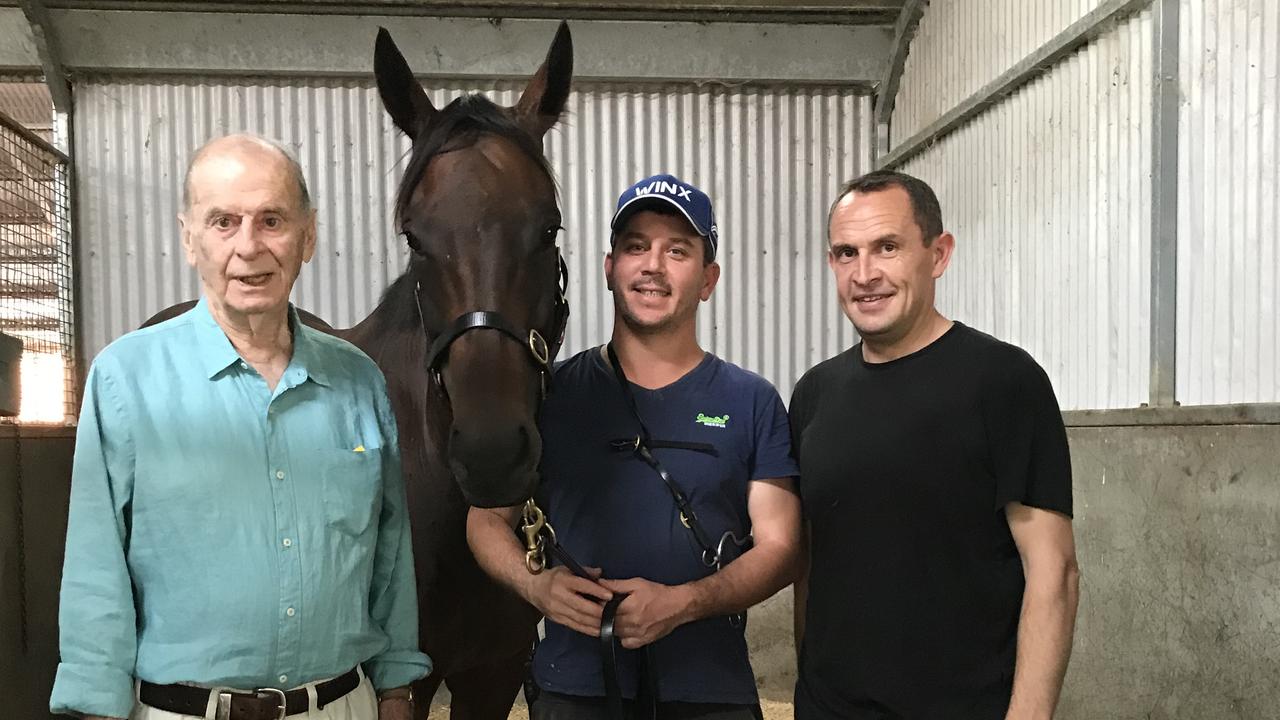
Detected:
left=50, top=299, right=431, bottom=719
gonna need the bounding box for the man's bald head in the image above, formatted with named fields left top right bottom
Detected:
left=182, top=134, right=311, bottom=214
left=179, top=133, right=318, bottom=325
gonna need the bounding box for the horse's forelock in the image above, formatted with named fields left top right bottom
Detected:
left=393, top=93, right=557, bottom=226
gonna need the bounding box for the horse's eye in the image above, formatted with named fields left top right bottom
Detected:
left=400, top=229, right=426, bottom=255
left=543, top=225, right=564, bottom=245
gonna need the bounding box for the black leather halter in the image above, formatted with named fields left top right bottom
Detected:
left=414, top=253, right=570, bottom=396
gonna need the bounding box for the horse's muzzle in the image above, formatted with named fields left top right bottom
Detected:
left=454, top=467, right=540, bottom=509
left=448, top=421, right=541, bottom=508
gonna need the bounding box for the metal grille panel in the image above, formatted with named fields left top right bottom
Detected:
left=0, top=110, right=75, bottom=423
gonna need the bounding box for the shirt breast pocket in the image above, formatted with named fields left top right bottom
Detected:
left=319, top=448, right=384, bottom=537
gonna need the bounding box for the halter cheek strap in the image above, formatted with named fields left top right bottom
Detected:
left=424, top=311, right=550, bottom=374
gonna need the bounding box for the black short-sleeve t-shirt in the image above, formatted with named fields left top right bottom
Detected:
left=789, top=322, right=1072, bottom=720
left=533, top=347, right=799, bottom=705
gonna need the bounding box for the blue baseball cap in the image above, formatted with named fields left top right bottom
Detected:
left=610, top=174, right=719, bottom=260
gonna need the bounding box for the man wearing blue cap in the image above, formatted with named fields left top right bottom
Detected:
left=469, top=174, right=802, bottom=719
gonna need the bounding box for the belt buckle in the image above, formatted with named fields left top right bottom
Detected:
left=255, top=687, right=289, bottom=720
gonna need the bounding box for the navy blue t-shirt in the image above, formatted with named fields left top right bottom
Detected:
left=532, top=346, right=799, bottom=705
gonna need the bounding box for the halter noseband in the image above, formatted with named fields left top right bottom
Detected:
left=415, top=253, right=569, bottom=397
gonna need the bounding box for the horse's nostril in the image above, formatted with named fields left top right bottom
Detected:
left=451, top=420, right=532, bottom=467
left=448, top=420, right=540, bottom=507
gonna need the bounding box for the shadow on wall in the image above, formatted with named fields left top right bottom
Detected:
left=0, top=426, right=74, bottom=720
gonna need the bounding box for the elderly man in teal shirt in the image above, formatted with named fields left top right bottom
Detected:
left=50, top=134, right=429, bottom=720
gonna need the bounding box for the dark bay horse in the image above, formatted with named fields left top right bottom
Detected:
left=143, top=24, right=573, bottom=718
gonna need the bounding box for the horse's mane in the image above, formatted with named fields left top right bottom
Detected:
left=394, top=93, right=556, bottom=222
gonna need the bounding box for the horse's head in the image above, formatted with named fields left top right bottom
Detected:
left=374, top=24, right=572, bottom=508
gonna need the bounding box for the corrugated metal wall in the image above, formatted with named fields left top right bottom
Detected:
left=893, top=0, right=1109, bottom=144
left=891, top=8, right=1154, bottom=410
left=548, top=84, right=870, bottom=398
left=74, top=79, right=408, bottom=356
left=74, top=77, right=869, bottom=401
left=1177, top=0, right=1280, bottom=404
left=891, top=0, right=1280, bottom=408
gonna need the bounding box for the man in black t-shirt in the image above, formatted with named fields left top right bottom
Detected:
left=790, top=170, right=1080, bottom=719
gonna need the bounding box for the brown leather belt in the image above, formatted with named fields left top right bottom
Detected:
left=139, top=667, right=360, bottom=720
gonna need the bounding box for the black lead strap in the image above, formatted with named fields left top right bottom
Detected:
left=606, top=343, right=728, bottom=568
left=525, top=343, right=749, bottom=720
left=605, top=343, right=753, bottom=631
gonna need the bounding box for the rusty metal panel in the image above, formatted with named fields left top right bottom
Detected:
left=0, top=83, right=53, bottom=132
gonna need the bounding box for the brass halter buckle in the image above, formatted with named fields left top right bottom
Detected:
left=528, top=329, right=550, bottom=367
left=528, top=330, right=551, bottom=398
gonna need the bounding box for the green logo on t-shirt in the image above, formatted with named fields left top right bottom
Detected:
left=696, top=413, right=729, bottom=428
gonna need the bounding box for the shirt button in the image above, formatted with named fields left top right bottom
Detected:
left=279, top=674, right=288, bottom=685
left=239, top=361, right=248, bottom=370
left=275, top=470, right=285, bottom=480
left=282, top=538, right=292, bottom=548
left=286, top=607, right=296, bottom=617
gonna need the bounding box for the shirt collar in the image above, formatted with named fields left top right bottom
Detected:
left=194, top=297, right=331, bottom=387
left=194, top=297, right=243, bottom=380
left=289, top=312, right=332, bottom=388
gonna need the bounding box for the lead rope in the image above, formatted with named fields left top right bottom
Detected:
left=605, top=343, right=752, bottom=583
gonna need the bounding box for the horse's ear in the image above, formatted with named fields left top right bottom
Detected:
left=375, top=27, right=437, bottom=140
left=515, top=21, right=573, bottom=138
